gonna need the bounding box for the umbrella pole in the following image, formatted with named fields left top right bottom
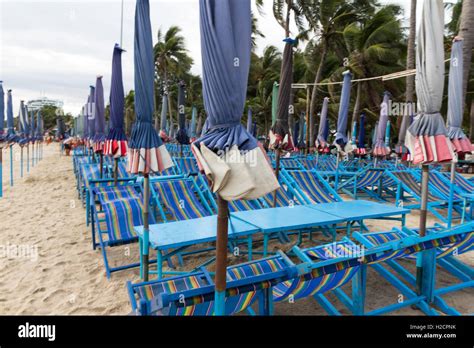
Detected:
left=27, top=145, right=29, bottom=173
left=416, top=164, right=429, bottom=295
left=99, top=153, right=104, bottom=179
left=0, top=147, right=3, bottom=198
left=335, top=152, right=340, bottom=190
left=20, top=146, right=23, bottom=178
left=215, top=195, right=229, bottom=315
left=273, top=148, right=281, bottom=207
left=142, top=173, right=150, bottom=281
left=9, top=144, right=13, bottom=187
left=114, top=158, right=119, bottom=186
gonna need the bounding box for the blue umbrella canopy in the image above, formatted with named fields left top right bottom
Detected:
left=105, top=44, right=128, bottom=158
left=57, top=117, right=65, bottom=139
left=405, top=0, right=453, bottom=164
left=29, top=109, right=35, bottom=142
left=373, top=91, right=391, bottom=156
left=6, top=89, right=17, bottom=142
left=316, top=97, right=329, bottom=149
left=19, top=101, right=29, bottom=145
left=93, top=76, right=106, bottom=152
left=293, top=118, right=299, bottom=148
left=385, top=120, right=391, bottom=148
left=298, top=112, right=306, bottom=148
left=87, top=86, right=96, bottom=142
left=176, top=80, right=189, bottom=144
left=193, top=0, right=278, bottom=200
left=128, top=0, right=172, bottom=174
left=0, top=81, right=5, bottom=140
left=356, top=113, right=366, bottom=155
left=82, top=103, right=89, bottom=140
left=190, top=106, right=197, bottom=138
left=335, top=71, right=352, bottom=149
left=36, top=110, right=43, bottom=141
left=447, top=37, right=472, bottom=154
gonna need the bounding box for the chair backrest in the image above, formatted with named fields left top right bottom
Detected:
left=100, top=197, right=155, bottom=243
left=390, top=171, right=442, bottom=202
left=174, top=157, right=200, bottom=175
left=261, top=186, right=298, bottom=208
left=285, top=170, right=342, bottom=204
left=94, top=185, right=140, bottom=203
left=81, top=164, right=102, bottom=188
left=429, top=172, right=462, bottom=200
left=227, top=199, right=264, bottom=212
left=151, top=179, right=213, bottom=221
left=442, top=172, right=474, bottom=192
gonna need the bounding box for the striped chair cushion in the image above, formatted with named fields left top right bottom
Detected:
left=288, top=171, right=339, bottom=203
left=81, top=164, right=101, bottom=188
left=97, top=186, right=140, bottom=203
left=152, top=180, right=211, bottom=220
left=429, top=173, right=462, bottom=200
left=228, top=199, right=262, bottom=212
left=261, top=187, right=296, bottom=208
left=175, top=157, right=199, bottom=175
left=392, top=172, right=441, bottom=202
left=102, top=197, right=155, bottom=243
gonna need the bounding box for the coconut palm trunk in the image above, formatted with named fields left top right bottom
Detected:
left=309, top=41, right=328, bottom=147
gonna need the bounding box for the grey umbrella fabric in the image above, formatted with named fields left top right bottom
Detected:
left=176, top=81, right=189, bottom=144
left=447, top=37, right=472, bottom=154
left=373, top=92, right=391, bottom=156
left=405, top=0, right=453, bottom=164
left=335, top=71, right=352, bottom=149
left=0, top=82, right=5, bottom=142
left=93, top=76, right=106, bottom=153
left=316, top=97, right=329, bottom=150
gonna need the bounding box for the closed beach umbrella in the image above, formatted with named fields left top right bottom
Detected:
left=385, top=120, right=391, bottom=149
left=335, top=72, right=352, bottom=149
left=29, top=110, right=35, bottom=142
left=190, top=106, right=197, bottom=139
left=405, top=0, right=453, bottom=296
left=356, top=113, right=366, bottom=155
left=373, top=91, right=391, bottom=156
left=82, top=104, right=89, bottom=141
left=159, top=94, right=168, bottom=140
left=298, top=112, right=306, bottom=148
left=19, top=101, right=30, bottom=142
left=447, top=37, right=472, bottom=154
left=105, top=44, right=128, bottom=158
left=87, top=86, right=96, bottom=146
left=192, top=0, right=279, bottom=315
left=293, top=118, right=299, bottom=149
left=36, top=110, right=43, bottom=141
left=316, top=97, right=329, bottom=150
left=271, top=82, right=279, bottom=126
left=371, top=122, right=378, bottom=148
left=176, top=81, right=189, bottom=144
left=93, top=76, right=106, bottom=153
left=350, top=121, right=357, bottom=149
left=129, top=0, right=173, bottom=280
left=57, top=117, right=65, bottom=139
left=270, top=38, right=295, bottom=150
left=6, top=90, right=16, bottom=142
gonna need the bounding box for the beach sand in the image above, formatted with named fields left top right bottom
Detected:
left=0, top=143, right=472, bottom=315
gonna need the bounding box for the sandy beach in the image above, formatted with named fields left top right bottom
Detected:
left=0, top=143, right=472, bottom=315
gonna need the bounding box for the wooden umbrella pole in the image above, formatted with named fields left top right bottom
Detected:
left=273, top=148, right=281, bottom=207
left=142, top=173, right=150, bottom=281
left=214, top=194, right=229, bottom=315
left=416, top=164, right=429, bottom=295
left=99, top=153, right=104, bottom=178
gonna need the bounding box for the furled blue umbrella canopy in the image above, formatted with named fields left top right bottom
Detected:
left=29, top=109, right=35, bottom=143
left=190, top=106, right=197, bottom=139
left=93, top=76, right=106, bottom=153
left=405, top=0, right=453, bottom=164
left=271, top=82, right=279, bottom=126
left=192, top=0, right=278, bottom=201
left=57, top=117, right=65, bottom=139
left=6, top=90, right=17, bottom=142
left=293, top=118, right=299, bottom=149
left=19, top=101, right=30, bottom=145
left=335, top=71, right=352, bottom=149
left=105, top=44, right=128, bottom=158
left=355, top=113, right=366, bottom=155
left=176, top=81, right=189, bottom=144
left=373, top=92, right=391, bottom=156
left=316, top=97, right=329, bottom=150
left=87, top=86, right=96, bottom=144
left=298, top=112, right=306, bottom=149
left=128, top=0, right=172, bottom=174
left=447, top=37, right=472, bottom=154
left=36, top=110, right=43, bottom=141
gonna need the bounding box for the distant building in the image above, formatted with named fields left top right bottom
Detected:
left=27, top=97, right=64, bottom=112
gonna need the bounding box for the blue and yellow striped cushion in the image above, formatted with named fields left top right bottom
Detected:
left=288, top=171, right=337, bottom=203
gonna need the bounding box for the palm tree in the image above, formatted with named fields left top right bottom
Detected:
left=299, top=0, right=357, bottom=146
left=340, top=5, right=405, bottom=126
left=154, top=26, right=193, bottom=127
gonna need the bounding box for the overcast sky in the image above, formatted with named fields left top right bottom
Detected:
left=0, top=0, right=429, bottom=116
